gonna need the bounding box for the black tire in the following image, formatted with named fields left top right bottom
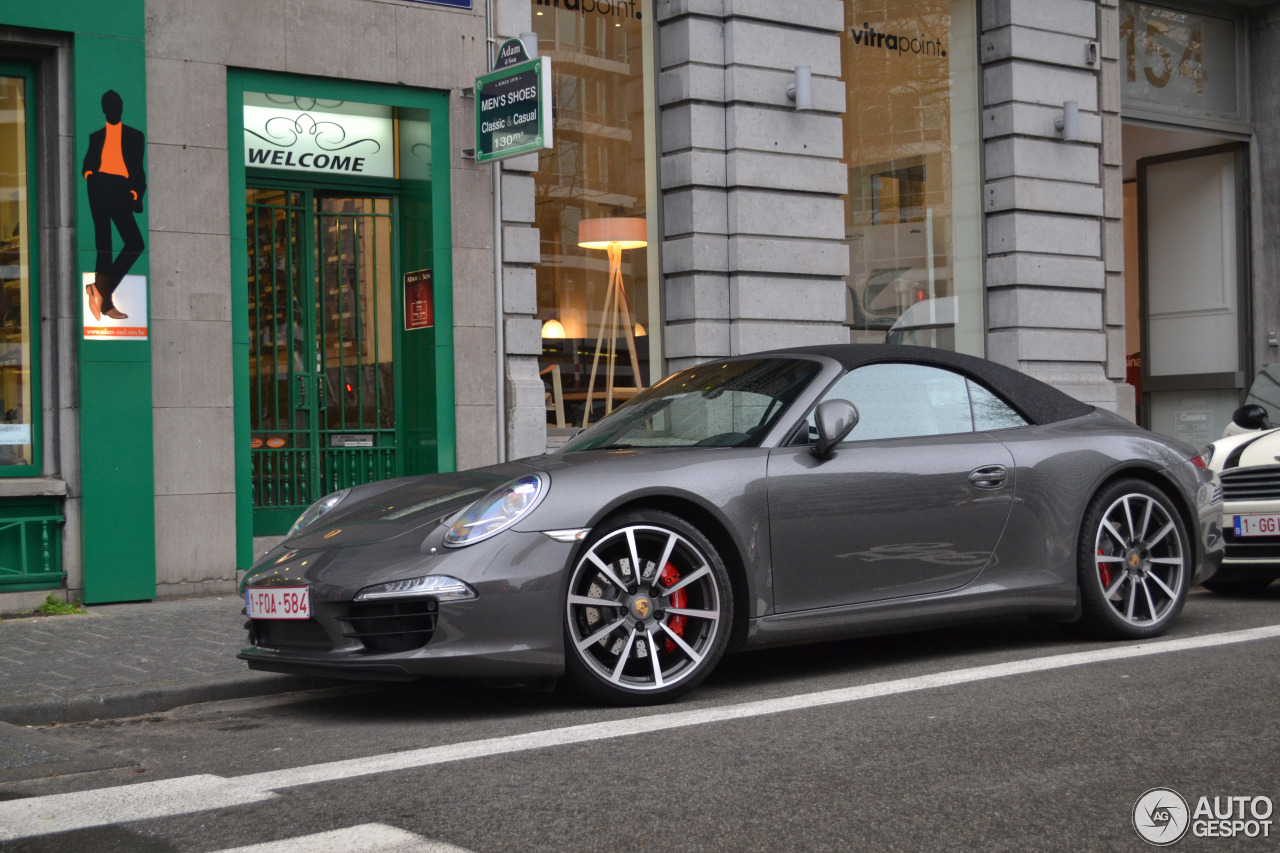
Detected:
left=1203, top=577, right=1275, bottom=596
left=1075, top=479, right=1190, bottom=639
left=563, top=509, right=733, bottom=705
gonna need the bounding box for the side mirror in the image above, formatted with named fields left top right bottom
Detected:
left=811, top=399, right=859, bottom=461
left=1232, top=404, right=1272, bottom=431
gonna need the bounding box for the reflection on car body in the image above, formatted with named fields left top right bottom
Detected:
left=841, top=542, right=995, bottom=567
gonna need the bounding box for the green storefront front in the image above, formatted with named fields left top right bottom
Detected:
left=0, top=1, right=458, bottom=604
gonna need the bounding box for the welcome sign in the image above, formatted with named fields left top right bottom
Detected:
left=243, top=93, right=395, bottom=178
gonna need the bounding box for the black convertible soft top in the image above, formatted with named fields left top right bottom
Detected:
left=761, top=344, right=1096, bottom=426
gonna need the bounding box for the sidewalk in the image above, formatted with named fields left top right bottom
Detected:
left=0, top=595, right=321, bottom=726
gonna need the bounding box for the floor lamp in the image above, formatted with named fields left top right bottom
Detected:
left=578, top=217, right=647, bottom=427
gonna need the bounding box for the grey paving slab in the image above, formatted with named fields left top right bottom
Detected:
left=0, top=597, right=247, bottom=692
left=0, top=596, right=321, bottom=726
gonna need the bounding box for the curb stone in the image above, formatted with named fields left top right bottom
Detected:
left=0, top=673, right=328, bottom=727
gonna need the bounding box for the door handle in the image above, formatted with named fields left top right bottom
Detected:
left=968, top=465, right=1008, bottom=490
left=294, top=374, right=309, bottom=411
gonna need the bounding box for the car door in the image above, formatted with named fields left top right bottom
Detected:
left=767, top=362, right=1022, bottom=612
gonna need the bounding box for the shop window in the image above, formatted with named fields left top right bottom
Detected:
left=0, top=68, right=39, bottom=472
left=842, top=1, right=983, bottom=355
left=531, top=0, right=658, bottom=430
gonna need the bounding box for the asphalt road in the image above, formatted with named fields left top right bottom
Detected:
left=1, top=587, right=1278, bottom=853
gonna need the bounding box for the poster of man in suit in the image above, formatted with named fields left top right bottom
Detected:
left=82, top=89, right=147, bottom=336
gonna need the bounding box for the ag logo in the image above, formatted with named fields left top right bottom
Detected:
left=1133, top=787, right=1190, bottom=846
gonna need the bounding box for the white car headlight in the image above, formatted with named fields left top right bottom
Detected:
left=442, top=474, right=546, bottom=547
left=288, top=488, right=351, bottom=537
left=355, top=575, right=478, bottom=602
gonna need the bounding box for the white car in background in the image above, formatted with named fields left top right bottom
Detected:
left=1200, top=364, right=1280, bottom=594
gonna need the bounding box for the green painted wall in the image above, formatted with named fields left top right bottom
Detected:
left=0, top=0, right=144, bottom=40
left=75, top=30, right=156, bottom=603
left=398, top=105, right=457, bottom=483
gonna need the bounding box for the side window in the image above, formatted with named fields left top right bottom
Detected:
left=812, top=363, right=973, bottom=441
left=967, top=379, right=1028, bottom=431
left=0, top=68, right=38, bottom=473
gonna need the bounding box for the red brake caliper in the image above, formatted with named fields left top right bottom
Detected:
left=658, top=562, right=686, bottom=653
left=1097, top=547, right=1111, bottom=589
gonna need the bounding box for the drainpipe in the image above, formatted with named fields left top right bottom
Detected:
left=486, top=0, right=506, bottom=462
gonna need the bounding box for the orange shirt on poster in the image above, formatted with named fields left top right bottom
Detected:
left=98, top=122, right=129, bottom=178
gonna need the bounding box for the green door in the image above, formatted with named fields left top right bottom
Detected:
left=247, top=188, right=400, bottom=535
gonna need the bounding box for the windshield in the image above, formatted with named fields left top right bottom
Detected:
left=562, top=358, right=821, bottom=452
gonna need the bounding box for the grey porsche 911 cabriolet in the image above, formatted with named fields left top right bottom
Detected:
left=238, top=345, right=1223, bottom=704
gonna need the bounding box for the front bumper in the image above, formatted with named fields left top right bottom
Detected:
left=1214, top=501, right=1280, bottom=584
left=1208, top=512, right=1280, bottom=584
left=1208, top=465, right=1280, bottom=583
left=1197, top=532, right=1226, bottom=586
left=237, top=529, right=577, bottom=681
left=1189, top=468, right=1224, bottom=587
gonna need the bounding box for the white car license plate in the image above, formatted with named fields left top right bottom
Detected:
left=1233, top=514, right=1280, bottom=537
left=245, top=587, right=311, bottom=620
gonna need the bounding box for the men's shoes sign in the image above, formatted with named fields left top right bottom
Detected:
left=474, top=38, right=553, bottom=164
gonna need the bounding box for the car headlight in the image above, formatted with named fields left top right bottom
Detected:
left=355, top=575, right=477, bottom=602
left=1197, top=445, right=1214, bottom=467
left=442, top=474, right=546, bottom=547
left=288, top=488, right=351, bottom=537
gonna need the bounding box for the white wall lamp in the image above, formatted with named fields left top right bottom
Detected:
left=785, top=66, right=812, bottom=111
left=519, top=31, right=539, bottom=59
left=1055, top=100, right=1079, bottom=142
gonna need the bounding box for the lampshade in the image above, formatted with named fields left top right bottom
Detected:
left=634, top=321, right=647, bottom=337
left=541, top=318, right=566, bottom=339
left=577, top=217, right=647, bottom=250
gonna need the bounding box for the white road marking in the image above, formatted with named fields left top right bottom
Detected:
left=0, top=775, right=276, bottom=841
left=214, top=823, right=474, bottom=853
left=2, top=623, right=1279, bottom=842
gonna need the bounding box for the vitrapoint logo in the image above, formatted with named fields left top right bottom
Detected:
left=1133, top=787, right=1275, bottom=845
left=534, top=0, right=640, bottom=20
left=850, top=22, right=946, bottom=58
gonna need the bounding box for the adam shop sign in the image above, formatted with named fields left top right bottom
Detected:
left=474, top=38, right=553, bottom=163
left=243, top=92, right=395, bottom=178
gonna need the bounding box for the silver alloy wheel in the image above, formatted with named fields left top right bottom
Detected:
left=1092, top=492, right=1186, bottom=627
left=566, top=523, right=723, bottom=693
